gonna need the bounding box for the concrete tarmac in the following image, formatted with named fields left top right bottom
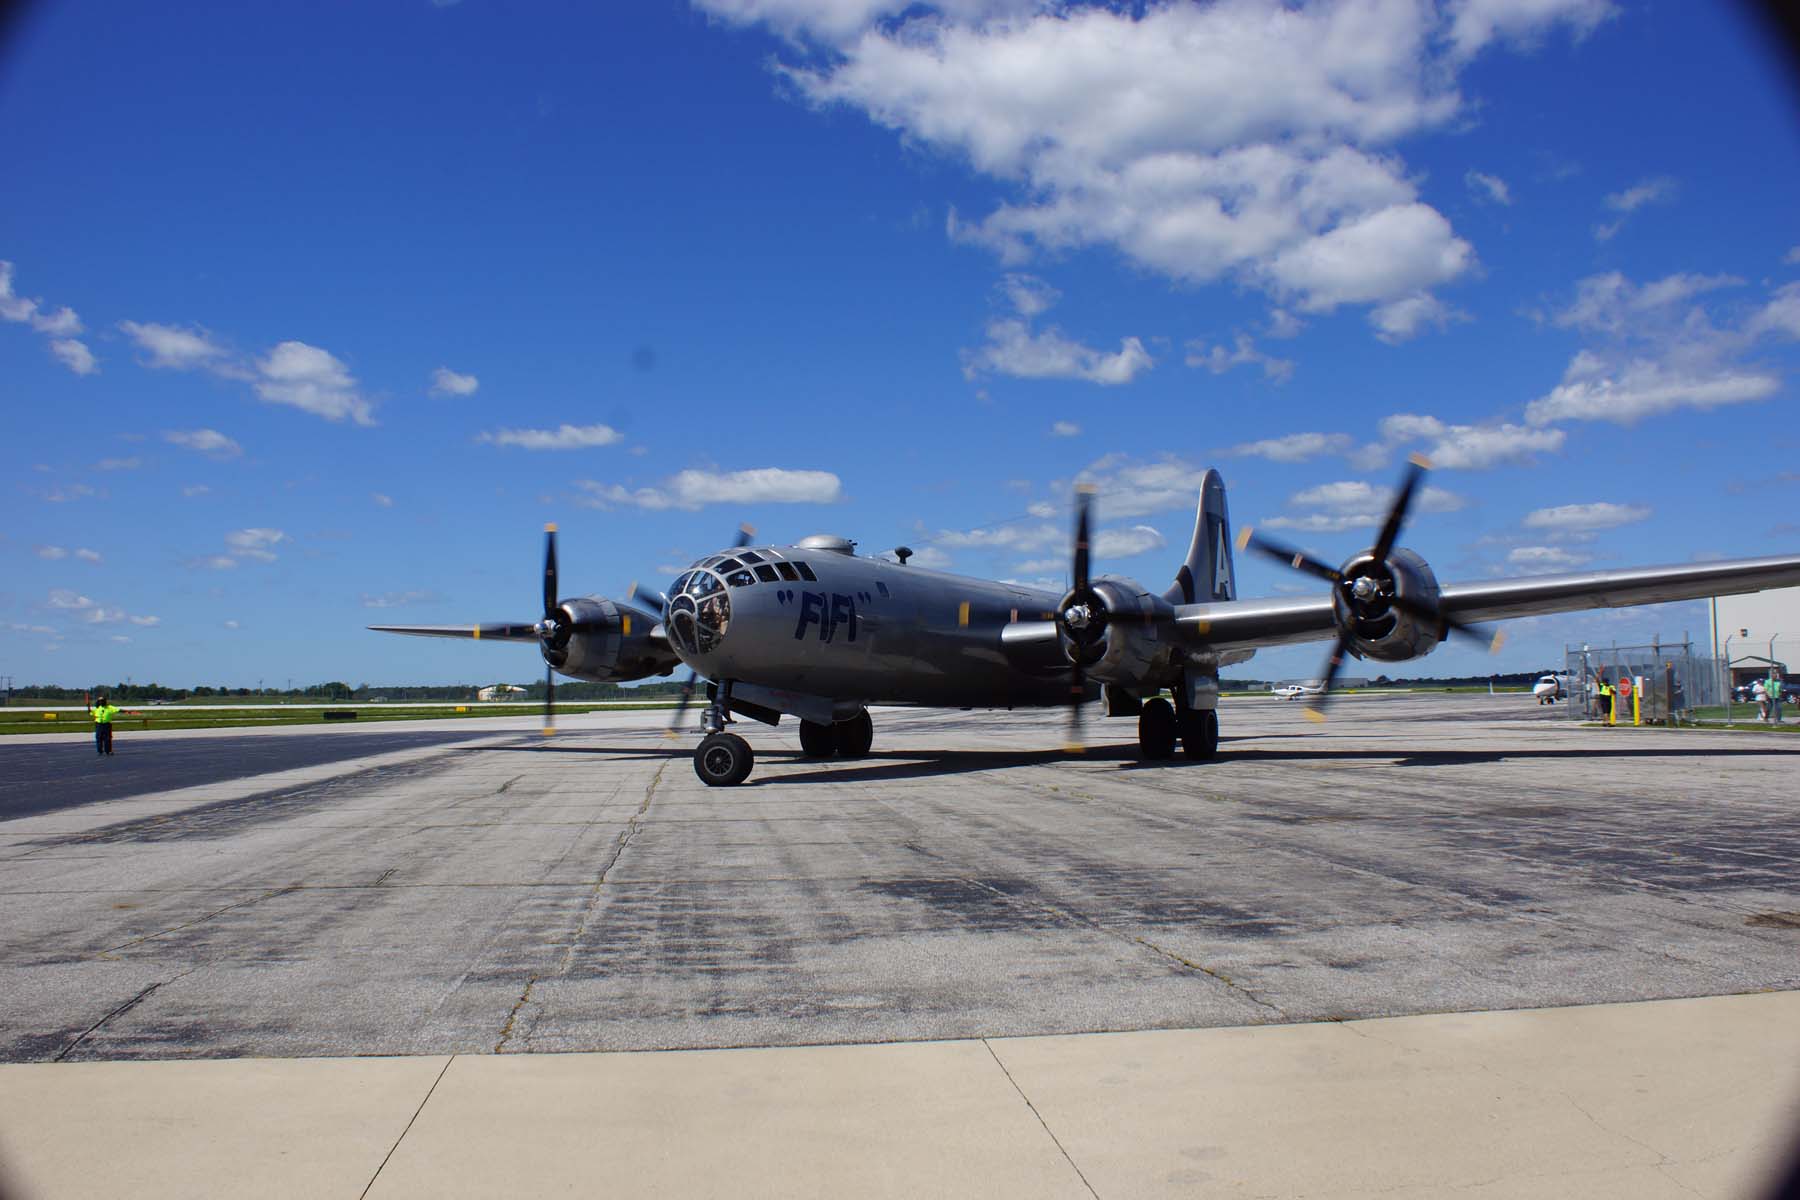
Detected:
left=1, top=693, right=1798, bottom=1196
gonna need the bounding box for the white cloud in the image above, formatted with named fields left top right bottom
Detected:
left=1594, top=175, right=1675, bottom=240
left=1444, top=0, right=1616, bottom=61
left=479, top=423, right=623, bottom=450
left=372, top=492, right=394, bottom=508
left=1525, top=358, right=1778, bottom=426
left=1552, top=271, right=1741, bottom=335
left=47, top=589, right=93, bottom=610
left=1507, top=545, right=1591, bottom=570
left=1265, top=308, right=1304, bottom=339
left=128, top=614, right=160, bottom=627
left=751, top=1, right=1617, bottom=334
left=1001, top=274, right=1060, bottom=318
left=1785, top=246, right=1800, bottom=267
left=1265, top=478, right=1464, bottom=533
left=934, top=522, right=1061, bottom=552
left=119, top=320, right=229, bottom=369
left=965, top=319, right=1152, bottom=385
left=430, top=366, right=479, bottom=396
left=2, top=263, right=91, bottom=357
left=1094, top=524, right=1165, bottom=559
left=1074, top=453, right=1204, bottom=518
left=1464, top=169, right=1512, bottom=205
left=37, top=483, right=97, bottom=503
left=224, top=528, right=289, bottom=562
left=164, top=428, right=244, bottom=458
left=223, top=619, right=241, bottom=630
left=255, top=341, right=373, bottom=425
left=1050, top=421, right=1080, bottom=437
left=96, top=457, right=140, bottom=471
left=1749, top=282, right=1800, bottom=341
left=182, top=485, right=211, bottom=498
left=362, top=590, right=437, bottom=609
left=1224, top=432, right=1351, bottom=463
left=50, top=338, right=98, bottom=375
left=38, top=545, right=105, bottom=563
left=1186, top=333, right=1293, bottom=382
left=576, top=468, right=843, bottom=510
left=1376, top=413, right=1564, bottom=468
left=190, top=555, right=238, bottom=571
left=1369, top=292, right=1463, bottom=344
left=1523, top=502, right=1650, bottom=531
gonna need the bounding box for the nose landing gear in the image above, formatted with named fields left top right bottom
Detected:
left=692, top=679, right=754, bottom=787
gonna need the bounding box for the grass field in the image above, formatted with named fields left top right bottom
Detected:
left=0, top=702, right=676, bottom=736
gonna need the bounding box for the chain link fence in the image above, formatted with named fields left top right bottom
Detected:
left=1562, top=638, right=1798, bottom=724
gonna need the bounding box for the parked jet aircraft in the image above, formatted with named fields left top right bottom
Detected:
left=373, top=458, right=1800, bottom=785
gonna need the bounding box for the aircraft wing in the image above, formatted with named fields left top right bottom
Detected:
left=1176, top=554, right=1800, bottom=652
left=366, top=622, right=541, bottom=642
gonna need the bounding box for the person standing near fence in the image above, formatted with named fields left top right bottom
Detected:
left=1753, top=677, right=1769, bottom=721
left=87, top=692, right=119, bottom=755
left=1770, top=674, right=1784, bottom=724
left=1599, top=676, right=1615, bottom=726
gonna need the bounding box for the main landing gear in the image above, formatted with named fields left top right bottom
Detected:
left=1136, top=694, right=1218, bottom=762
left=691, top=682, right=874, bottom=786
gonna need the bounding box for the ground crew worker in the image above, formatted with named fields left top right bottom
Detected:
left=1598, top=676, right=1615, bottom=725
left=87, top=692, right=119, bottom=756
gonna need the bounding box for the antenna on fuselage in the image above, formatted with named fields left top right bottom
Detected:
left=894, top=546, right=913, bottom=564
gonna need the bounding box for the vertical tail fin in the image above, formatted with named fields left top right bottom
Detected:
left=1164, top=468, right=1235, bottom=605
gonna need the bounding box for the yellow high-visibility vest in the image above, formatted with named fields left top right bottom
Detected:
left=90, top=704, right=120, bottom=724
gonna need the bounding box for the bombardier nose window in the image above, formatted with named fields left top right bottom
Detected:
left=667, top=569, right=730, bottom=655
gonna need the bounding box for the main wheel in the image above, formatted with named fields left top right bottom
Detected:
left=1180, top=708, right=1219, bottom=760
left=834, top=711, right=874, bottom=758
left=798, top=719, right=837, bottom=758
left=694, top=731, right=754, bottom=787
left=1138, top=697, right=1177, bottom=760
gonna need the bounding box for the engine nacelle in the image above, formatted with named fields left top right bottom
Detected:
left=1069, top=577, right=1179, bottom=684
left=1332, top=547, right=1444, bottom=662
left=545, top=597, right=681, bottom=682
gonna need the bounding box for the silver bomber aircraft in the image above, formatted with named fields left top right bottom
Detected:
left=372, top=459, right=1800, bottom=786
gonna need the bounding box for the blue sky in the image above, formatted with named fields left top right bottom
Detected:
left=3, top=0, right=1798, bottom=689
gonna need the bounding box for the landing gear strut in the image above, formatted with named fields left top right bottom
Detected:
left=1136, top=688, right=1219, bottom=762
left=693, top=680, right=755, bottom=787
left=798, top=711, right=873, bottom=759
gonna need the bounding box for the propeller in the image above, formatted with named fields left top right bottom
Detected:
left=538, top=524, right=562, bottom=736
left=1237, top=456, right=1501, bottom=719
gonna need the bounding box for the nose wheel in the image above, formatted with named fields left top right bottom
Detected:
left=695, top=731, right=754, bottom=787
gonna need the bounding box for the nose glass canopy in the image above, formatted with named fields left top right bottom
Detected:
left=667, top=570, right=730, bottom=656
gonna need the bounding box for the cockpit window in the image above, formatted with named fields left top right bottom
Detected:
left=753, top=564, right=778, bottom=583
left=718, top=558, right=743, bottom=573
left=667, top=569, right=731, bottom=655
left=738, top=550, right=765, bottom=564
left=774, top=561, right=799, bottom=582
left=795, top=561, right=818, bottom=582
left=725, top=568, right=755, bottom=588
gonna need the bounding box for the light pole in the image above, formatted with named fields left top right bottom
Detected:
left=1773, top=632, right=1785, bottom=723
left=1724, top=632, right=1738, bottom=722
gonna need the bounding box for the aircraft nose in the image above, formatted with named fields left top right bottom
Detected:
left=666, top=570, right=731, bottom=659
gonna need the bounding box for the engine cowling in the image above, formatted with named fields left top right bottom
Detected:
left=1331, top=547, right=1443, bottom=662
left=543, top=597, right=681, bottom=682
left=1058, top=576, right=1178, bottom=684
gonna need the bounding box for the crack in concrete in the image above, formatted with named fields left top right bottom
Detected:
left=982, top=1039, right=1100, bottom=1200
left=53, top=967, right=197, bottom=1061
left=358, top=1054, right=456, bottom=1200
left=495, top=758, right=668, bottom=1053
left=96, top=887, right=299, bottom=958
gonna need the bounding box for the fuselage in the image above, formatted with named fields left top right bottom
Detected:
left=663, top=539, right=1081, bottom=708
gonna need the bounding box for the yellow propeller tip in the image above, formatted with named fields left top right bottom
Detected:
left=545, top=522, right=558, bottom=533
left=541, top=727, right=556, bottom=737
left=1235, top=526, right=1252, bottom=550
left=1075, top=482, right=1098, bottom=496
left=1061, top=743, right=1085, bottom=754
left=1408, top=453, right=1433, bottom=470
left=1302, top=707, right=1327, bottom=723
left=740, top=523, right=756, bottom=537
left=1489, top=631, right=1506, bottom=653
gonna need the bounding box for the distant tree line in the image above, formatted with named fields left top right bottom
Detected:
left=2, top=679, right=695, bottom=704
left=4, top=671, right=1549, bottom=705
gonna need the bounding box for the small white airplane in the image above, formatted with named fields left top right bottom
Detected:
left=1273, top=681, right=1328, bottom=700
left=1533, top=673, right=1573, bottom=704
